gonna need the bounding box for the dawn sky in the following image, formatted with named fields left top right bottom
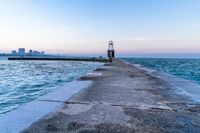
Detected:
left=0, top=0, right=200, bottom=57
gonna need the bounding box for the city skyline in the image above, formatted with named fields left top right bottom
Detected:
left=0, top=0, right=200, bottom=57
left=11, top=48, right=45, bottom=56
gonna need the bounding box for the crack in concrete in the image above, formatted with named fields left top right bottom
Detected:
left=38, top=100, right=62, bottom=103
left=65, top=101, right=91, bottom=105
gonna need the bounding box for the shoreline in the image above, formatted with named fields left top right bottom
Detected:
left=122, top=59, right=200, bottom=103
left=0, top=80, right=93, bottom=133
left=22, top=59, right=200, bottom=133
left=0, top=60, right=104, bottom=117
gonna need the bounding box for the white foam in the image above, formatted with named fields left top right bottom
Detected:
left=87, top=72, right=102, bottom=76
left=134, top=64, right=142, bottom=67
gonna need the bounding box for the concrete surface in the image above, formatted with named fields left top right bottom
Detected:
left=0, top=81, right=92, bottom=133
left=21, top=59, right=200, bottom=133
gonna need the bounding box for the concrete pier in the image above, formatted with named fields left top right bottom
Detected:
left=8, top=57, right=110, bottom=62
left=21, top=59, right=200, bottom=133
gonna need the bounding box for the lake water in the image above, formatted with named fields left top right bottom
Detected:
left=123, top=58, right=200, bottom=102
left=0, top=57, right=103, bottom=116
left=123, top=58, right=200, bottom=84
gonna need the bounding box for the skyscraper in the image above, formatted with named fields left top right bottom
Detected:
left=18, top=48, right=25, bottom=55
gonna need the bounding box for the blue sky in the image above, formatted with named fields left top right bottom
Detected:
left=0, top=0, right=200, bottom=57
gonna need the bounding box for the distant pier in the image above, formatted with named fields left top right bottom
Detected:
left=8, top=41, right=115, bottom=63
left=8, top=56, right=110, bottom=62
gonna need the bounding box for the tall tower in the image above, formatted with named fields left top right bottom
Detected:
left=107, top=40, right=115, bottom=58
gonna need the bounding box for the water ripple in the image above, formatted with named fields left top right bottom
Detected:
left=124, top=58, right=200, bottom=84
left=0, top=60, right=103, bottom=116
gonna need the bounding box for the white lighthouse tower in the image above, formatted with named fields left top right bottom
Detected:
left=107, top=40, right=115, bottom=58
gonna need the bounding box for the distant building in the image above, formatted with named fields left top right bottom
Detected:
left=28, top=50, right=33, bottom=55
left=18, top=48, right=25, bottom=55
left=33, top=50, right=39, bottom=55
left=11, top=50, right=17, bottom=55
left=10, top=48, right=46, bottom=56
left=107, top=40, right=115, bottom=58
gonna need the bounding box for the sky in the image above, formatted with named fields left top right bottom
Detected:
left=0, top=0, right=200, bottom=57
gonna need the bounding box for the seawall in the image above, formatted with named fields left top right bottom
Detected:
left=2, top=59, right=200, bottom=133
left=8, top=57, right=110, bottom=62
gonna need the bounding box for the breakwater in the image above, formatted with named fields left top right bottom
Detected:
left=1, top=59, right=200, bottom=133
left=8, top=57, right=110, bottom=62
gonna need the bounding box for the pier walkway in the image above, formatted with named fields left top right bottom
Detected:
left=22, top=60, right=200, bottom=133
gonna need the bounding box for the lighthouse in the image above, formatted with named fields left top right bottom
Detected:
left=107, top=41, right=115, bottom=58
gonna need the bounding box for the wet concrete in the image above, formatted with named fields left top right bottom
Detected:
left=22, top=59, right=200, bottom=133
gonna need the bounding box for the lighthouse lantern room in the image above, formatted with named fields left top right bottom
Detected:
left=107, top=41, right=115, bottom=58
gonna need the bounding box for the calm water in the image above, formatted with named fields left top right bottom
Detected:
left=0, top=58, right=102, bottom=116
left=123, top=58, right=200, bottom=84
